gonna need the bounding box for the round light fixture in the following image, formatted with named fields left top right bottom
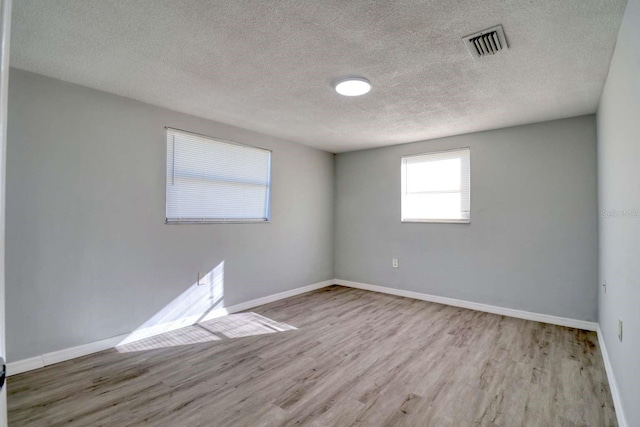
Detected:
left=334, top=77, right=371, bottom=96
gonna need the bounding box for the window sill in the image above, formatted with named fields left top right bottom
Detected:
left=401, top=219, right=470, bottom=224
left=165, top=219, right=271, bottom=224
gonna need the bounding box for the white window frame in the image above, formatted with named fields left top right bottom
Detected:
left=165, top=127, right=272, bottom=224
left=401, top=147, right=471, bottom=224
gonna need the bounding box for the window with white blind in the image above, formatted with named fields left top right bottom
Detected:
left=401, top=148, right=470, bottom=223
left=166, top=128, right=271, bottom=223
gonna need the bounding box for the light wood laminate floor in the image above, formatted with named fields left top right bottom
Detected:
left=8, top=286, right=617, bottom=426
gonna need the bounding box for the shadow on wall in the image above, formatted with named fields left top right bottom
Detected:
left=116, top=261, right=297, bottom=353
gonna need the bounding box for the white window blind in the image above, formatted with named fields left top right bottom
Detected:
left=401, top=148, right=470, bottom=223
left=166, top=128, right=271, bottom=223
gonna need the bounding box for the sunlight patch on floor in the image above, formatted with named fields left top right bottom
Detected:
left=199, top=312, right=297, bottom=339
left=116, top=311, right=297, bottom=352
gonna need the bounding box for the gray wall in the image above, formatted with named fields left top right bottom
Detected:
left=6, top=69, right=335, bottom=361
left=597, top=0, right=640, bottom=424
left=335, top=116, right=598, bottom=321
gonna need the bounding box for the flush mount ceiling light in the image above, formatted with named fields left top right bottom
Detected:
left=334, top=77, right=371, bottom=96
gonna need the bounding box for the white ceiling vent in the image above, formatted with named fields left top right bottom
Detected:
left=462, top=25, right=508, bottom=59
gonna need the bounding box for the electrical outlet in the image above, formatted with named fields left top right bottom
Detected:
left=602, top=281, right=607, bottom=294
left=392, top=258, right=399, bottom=268
left=618, top=318, right=623, bottom=342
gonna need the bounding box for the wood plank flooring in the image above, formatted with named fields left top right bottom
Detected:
left=8, top=286, right=617, bottom=426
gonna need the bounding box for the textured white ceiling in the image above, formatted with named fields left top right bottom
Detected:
left=11, top=0, right=626, bottom=153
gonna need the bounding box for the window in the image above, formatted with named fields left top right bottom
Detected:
left=401, top=148, right=470, bottom=223
left=166, top=128, right=271, bottom=223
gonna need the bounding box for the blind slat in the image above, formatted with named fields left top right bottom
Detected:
left=166, top=129, right=271, bottom=222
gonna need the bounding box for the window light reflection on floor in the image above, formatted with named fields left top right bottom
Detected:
left=116, top=312, right=297, bottom=353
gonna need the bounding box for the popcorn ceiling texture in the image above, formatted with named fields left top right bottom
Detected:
left=11, top=0, right=626, bottom=153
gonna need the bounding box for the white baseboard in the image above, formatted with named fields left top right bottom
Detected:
left=7, top=333, right=128, bottom=377
left=43, top=334, right=130, bottom=367
left=224, top=279, right=333, bottom=313
left=334, top=279, right=598, bottom=331
left=6, top=356, right=45, bottom=377
left=596, top=325, right=627, bottom=427
left=7, top=279, right=334, bottom=377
